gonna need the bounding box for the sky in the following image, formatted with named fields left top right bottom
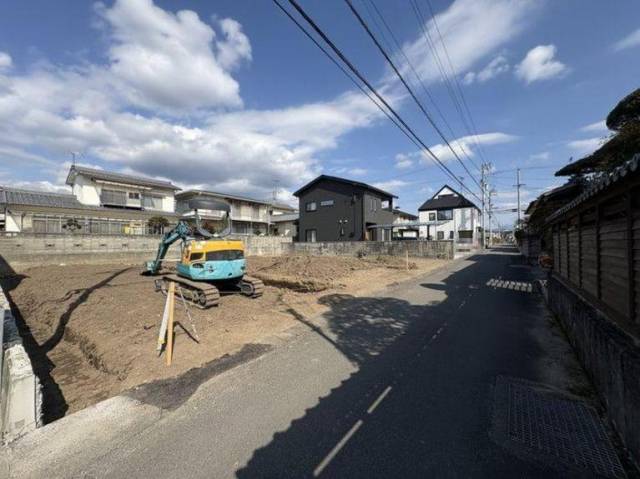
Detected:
left=0, top=0, right=639, bottom=228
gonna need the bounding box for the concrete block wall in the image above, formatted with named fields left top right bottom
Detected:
left=0, top=234, right=293, bottom=271
left=0, top=286, right=42, bottom=443
left=290, top=240, right=454, bottom=260
left=547, top=275, right=640, bottom=468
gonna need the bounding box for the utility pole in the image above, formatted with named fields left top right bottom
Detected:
left=480, top=162, right=492, bottom=249
left=515, top=168, right=524, bottom=230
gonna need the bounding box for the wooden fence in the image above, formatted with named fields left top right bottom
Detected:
left=551, top=181, right=640, bottom=325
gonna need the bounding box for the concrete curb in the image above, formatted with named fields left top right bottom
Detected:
left=0, top=286, right=42, bottom=443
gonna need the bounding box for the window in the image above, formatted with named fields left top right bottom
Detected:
left=381, top=200, right=390, bottom=209
left=449, top=231, right=454, bottom=239
left=437, top=231, right=444, bottom=240
left=428, top=212, right=436, bottom=221
left=100, top=189, right=126, bottom=206
left=320, top=200, right=334, bottom=207
left=306, top=202, right=317, bottom=212
left=437, top=209, right=453, bottom=221
left=459, top=230, right=473, bottom=239
left=206, top=250, right=244, bottom=261
left=190, top=252, right=204, bottom=261
left=128, top=192, right=140, bottom=200
left=305, top=229, right=317, bottom=242
left=143, top=195, right=163, bottom=210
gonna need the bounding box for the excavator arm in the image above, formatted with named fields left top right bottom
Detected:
left=144, top=221, right=192, bottom=274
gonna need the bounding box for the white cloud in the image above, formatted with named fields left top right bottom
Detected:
left=613, top=27, right=640, bottom=52
left=580, top=120, right=608, bottom=133
left=463, top=55, right=509, bottom=84
left=394, top=152, right=415, bottom=169
left=427, top=132, right=517, bottom=163
left=515, top=45, right=569, bottom=84
left=1, top=0, right=532, bottom=201
left=0, top=52, right=12, bottom=70
left=331, top=166, right=368, bottom=177
left=371, top=179, right=409, bottom=193
left=96, top=0, right=251, bottom=112
left=396, top=0, right=537, bottom=86
left=567, top=137, right=603, bottom=154
left=529, top=151, right=550, bottom=162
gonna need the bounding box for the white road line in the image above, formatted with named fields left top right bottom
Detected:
left=367, top=386, right=392, bottom=414
left=313, top=419, right=363, bottom=477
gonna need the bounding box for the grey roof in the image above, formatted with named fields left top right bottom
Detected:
left=270, top=213, right=298, bottom=222
left=0, top=186, right=88, bottom=209
left=177, top=189, right=277, bottom=207
left=547, top=153, right=640, bottom=222
left=66, top=165, right=179, bottom=190
left=293, top=175, right=398, bottom=199
left=392, top=208, right=418, bottom=220
left=418, top=185, right=478, bottom=211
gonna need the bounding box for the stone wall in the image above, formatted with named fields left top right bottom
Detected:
left=0, top=286, right=42, bottom=443
left=291, top=240, right=454, bottom=260
left=0, top=234, right=292, bottom=271
left=547, top=274, right=640, bottom=467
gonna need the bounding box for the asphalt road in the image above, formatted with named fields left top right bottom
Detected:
left=8, top=247, right=615, bottom=478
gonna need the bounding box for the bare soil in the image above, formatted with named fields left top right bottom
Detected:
left=2, top=255, right=445, bottom=420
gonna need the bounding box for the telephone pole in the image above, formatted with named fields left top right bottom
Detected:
left=515, top=168, right=524, bottom=229
left=480, top=163, right=492, bottom=248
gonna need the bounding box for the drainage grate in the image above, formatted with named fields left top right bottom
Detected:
left=492, top=376, right=625, bottom=478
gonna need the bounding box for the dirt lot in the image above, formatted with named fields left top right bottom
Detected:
left=1, top=255, right=445, bottom=421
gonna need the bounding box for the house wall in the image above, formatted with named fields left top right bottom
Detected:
left=71, top=174, right=175, bottom=213
left=271, top=220, right=297, bottom=237
left=176, top=194, right=270, bottom=229
left=297, top=180, right=365, bottom=242
left=418, top=207, right=479, bottom=242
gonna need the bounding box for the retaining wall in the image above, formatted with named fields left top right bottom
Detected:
left=291, top=240, right=454, bottom=259
left=0, top=286, right=42, bottom=443
left=0, top=234, right=292, bottom=271
left=547, top=274, right=640, bottom=467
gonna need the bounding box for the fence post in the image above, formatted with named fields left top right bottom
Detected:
left=596, top=203, right=602, bottom=300
left=566, top=220, right=570, bottom=280
left=577, top=213, right=582, bottom=288
left=627, top=190, right=635, bottom=322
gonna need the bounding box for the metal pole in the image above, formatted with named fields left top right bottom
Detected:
left=516, top=168, right=521, bottom=228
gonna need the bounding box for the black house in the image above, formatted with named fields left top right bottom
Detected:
left=293, top=175, right=397, bottom=242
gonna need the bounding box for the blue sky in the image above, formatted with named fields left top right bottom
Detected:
left=0, top=0, right=639, bottom=227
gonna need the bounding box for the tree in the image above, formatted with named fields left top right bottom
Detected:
left=62, top=218, right=82, bottom=233
left=148, top=216, right=169, bottom=234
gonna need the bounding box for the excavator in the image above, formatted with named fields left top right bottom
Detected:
left=143, top=198, right=264, bottom=308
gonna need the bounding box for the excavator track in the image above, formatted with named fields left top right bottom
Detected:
left=239, top=276, right=264, bottom=298
left=162, top=274, right=220, bottom=309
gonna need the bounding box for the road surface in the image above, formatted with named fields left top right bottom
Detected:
left=4, top=247, right=625, bottom=478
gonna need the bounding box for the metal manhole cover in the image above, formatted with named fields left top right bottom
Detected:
left=492, top=376, right=625, bottom=478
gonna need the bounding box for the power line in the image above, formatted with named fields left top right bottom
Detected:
left=363, top=0, right=480, bottom=174
left=343, top=0, right=482, bottom=191
left=421, top=0, right=490, bottom=166
left=275, top=0, right=482, bottom=203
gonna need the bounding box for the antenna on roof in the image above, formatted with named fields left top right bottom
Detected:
left=70, top=151, right=82, bottom=167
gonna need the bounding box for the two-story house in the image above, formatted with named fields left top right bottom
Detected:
left=176, top=190, right=283, bottom=236
left=418, top=185, right=480, bottom=244
left=1, top=166, right=180, bottom=234
left=66, top=165, right=178, bottom=212
left=294, top=175, right=397, bottom=242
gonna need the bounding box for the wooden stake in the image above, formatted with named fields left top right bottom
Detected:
left=166, top=281, right=175, bottom=366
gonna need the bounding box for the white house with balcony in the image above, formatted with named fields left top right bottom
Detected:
left=66, top=165, right=178, bottom=212
left=418, top=185, right=480, bottom=245
left=175, top=190, right=294, bottom=236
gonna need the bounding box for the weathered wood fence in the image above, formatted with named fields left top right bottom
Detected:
left=550, top=178, right=640, bottom=325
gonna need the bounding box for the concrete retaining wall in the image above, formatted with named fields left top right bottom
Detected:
left=291, top=240, right=454, bottom=259
left=0, top=234, right=292, bottom=271
left=547, top=274, right=640, bottom=467
left=0, top=286, right=42, bottom=443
